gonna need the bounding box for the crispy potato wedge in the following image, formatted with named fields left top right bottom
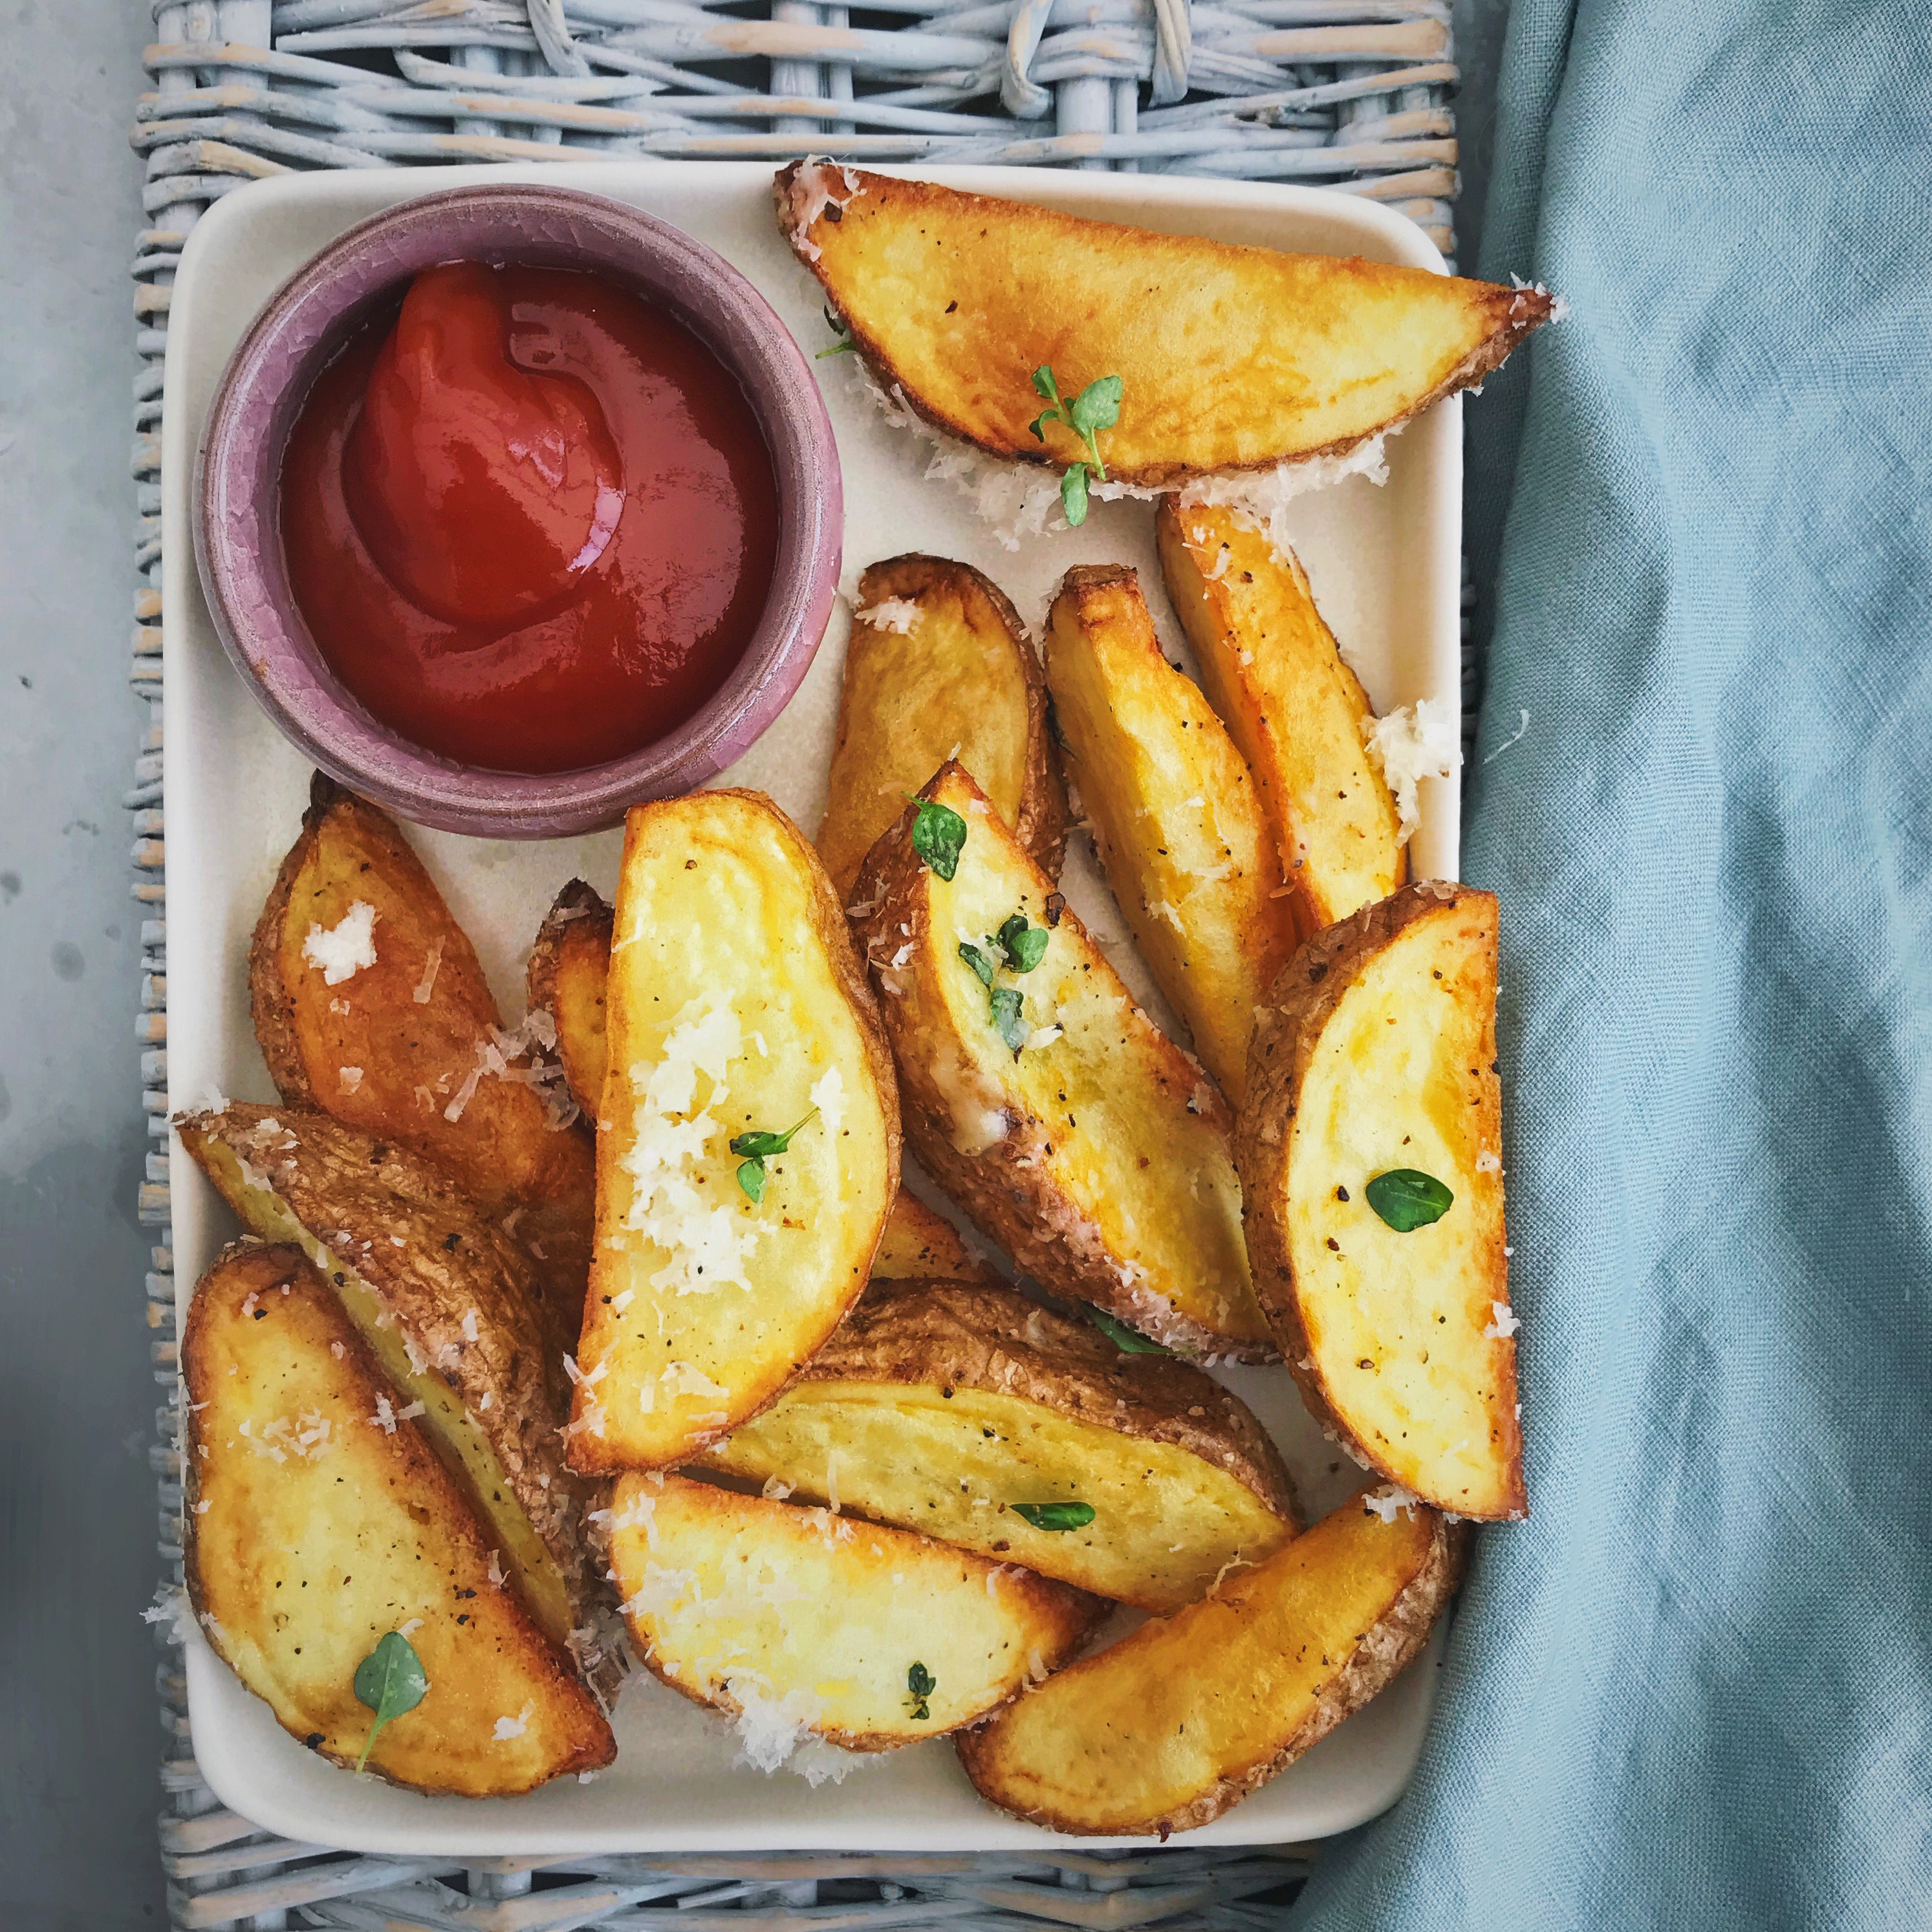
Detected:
left=1042, top=564, right=1298, bottom=1105
left=851, top=763, right=1270, bottom=1355
left=957, top=1488, right=1462, bottom=1835
left=526, top=878, right=614, bottom=1121
left=251, top=775, right=594, bottom=1349
left=777, top=164, right=1556, bottom=486
left=818, top=556, right=1066, bottom=902
left=1157, top=502, right=1403, bottom=930
left=532, top=878, right=972, bottom=1292
left=1238, top=884, right=1525, bottom=1518
left=573, top=791, right=900, bottom=1470
left=703, top=1281, right=1296, bottom=1611
left=869, top=1191, right=995, bottom=1286
left=609, top=1473, right=1098, bottom=1750
left=177, top=1103, right=613, bottom=1673
left=183, top=1243, right=613, bottom=1794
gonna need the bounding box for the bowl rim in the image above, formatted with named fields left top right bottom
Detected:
left=193, top=180, right=841, bottom=838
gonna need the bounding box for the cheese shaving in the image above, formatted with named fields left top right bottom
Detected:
left=852, top=596, right=921, bottom=634
left=1362, top=698, right=1462, bottom=843
left=301, top=901, right=377, bottom=986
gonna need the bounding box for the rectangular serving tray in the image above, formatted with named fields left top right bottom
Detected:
left=163, top=159, right=1463, bottom=1856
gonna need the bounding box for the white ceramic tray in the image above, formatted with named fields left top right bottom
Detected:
left=164, top=160, right=1462, bottom=1855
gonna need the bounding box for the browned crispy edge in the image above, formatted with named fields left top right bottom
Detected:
left=525, top=878, right=615, bottom=1121
left=1236, top=882, right=1526, bottom=1519
left=182, top=1241, right=614, bottom=1791
left=851, top=554, right=1068, bottom=884
left=804, top=1279, right=1297, bottom=1530
left=570, top=788, right=902, bottom=1472
left=954, top=1503, right=1465, bottom=1836
left=775, top=163, right=1557, bottom=489
left=615, top=1477, right=1102, bottom=1752
left=849, top=762, right=1269, bottom=1359
left=175, top=1102, right=611, bottom=1618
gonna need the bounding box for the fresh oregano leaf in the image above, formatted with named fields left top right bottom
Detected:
left=736, top=1157, right=768, bottom=1204
left=1087, top=1307, right=1171, bottom=1355
left=814, top=338, right=857, bottom=358
left=1012, top=1501, right=1096, bottom=1532
left=1067, top=374, right=1123, bottom=441
left=1364, top=1167, right=1454, bottom=1232
left=1060, top=462, right=1091, bottom=526
left=353, top=1630, right=429, bottom=1772
left=906, top=1660, right=936, bottom=1720
left=958, top=940, right=997, bottom=988
left=906, top=796, right=968, bottom=880
left=730, top=1109, right=818, bottom=1162
left=990, top=984, right=1027, bottom=1055
left=996, top=913, right=1048, bottom=973
left=1030, top=365, right=1061, bottom=404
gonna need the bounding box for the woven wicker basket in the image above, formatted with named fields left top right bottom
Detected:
left=131, top=5, right=1464, bottom=1924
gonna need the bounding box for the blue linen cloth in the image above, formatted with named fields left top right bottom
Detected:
left=1294, top=3, right=1932, bottom=1925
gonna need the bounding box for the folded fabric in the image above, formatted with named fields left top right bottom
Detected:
left=1295, top=2, right=1932, bottom=1925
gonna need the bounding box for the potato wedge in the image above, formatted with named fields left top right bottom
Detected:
left=184, top=1243, right=613, bottom=1794
left=1042, top=564, right=1297, bottom=1105
left=573, top=791, right=899, bottom=1470
left=869, top=1191, right=994, bottom=1286
left=251, top=775, right=594, bottom=1349
left=526, top=878, right=614, bottom=1121
left=176, top=1103, right=611, bottom=1671
left=956, top=1488, right=1462, bottom=1835
left=777, top=164, right=1556, bottom=486
left=1238, top=884, right=1525, bottom=1518
left=1157, top=502, right=1403, bottom=931
left=851, top=762, right=1270, bottom=1355
left=609, top=1473, right=1098, bottom=1751
left=819, top=556, right=1065, bottom=902
left=703, top=1280, right=1296, bottom=1611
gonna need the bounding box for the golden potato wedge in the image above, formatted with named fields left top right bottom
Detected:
left=1238, top=884, right=1525, bottom=1519
left=608, top=1473, right=1098, bottom=1752
left=818, top=556, right=1066, bottom=902
left=1157, top=502, right=1403, bottom=931
left=526, top=878, right=614, bottom=1121
left=184, top=1243, right=613, bottom=1795
left=956, top=1488, right=1462, bottom=1836
left=851, top=763, right=1270, bottom=1355
left=251, top=775, right=594, bottom=1349
left=869, top=1191, right=995, bottom=1286
left=1042, top=564, right=1298, bottom=1105
left=776, top=164, right=1556, bottom=486
left=573, top=791, right=900, bottom=1470
left=177, top=1103, right=608, bottom=1667
left=702, top=1280, right=1296, bottom=1611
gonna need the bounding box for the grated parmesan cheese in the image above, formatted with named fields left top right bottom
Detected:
left=336, top=1065, right=363, bottom=1094
left=412, top=938, right=444, bottom=1004
left=852, top=596, right=921, bottom=635
left=1362, top=698, right=1462, bottom=843
left=492, top=1704, right=532, bottom=1740
left=302, top=901, right=378, bottom=986
left=1484, top=1301, right=1522, bottom=1340
left=779, top=159, right=863, bottom=263
left=1363, top=1486, right=1420, bottom=1523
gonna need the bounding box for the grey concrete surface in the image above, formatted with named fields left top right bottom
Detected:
left=0, top=4, right=1511, bottom=1924
left=1, top=1, right=171, bottom=1926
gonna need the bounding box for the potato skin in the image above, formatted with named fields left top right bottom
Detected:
left=776, top=163, right=1558, bottom=486
left=821, top=555, right=1067, bottom=900
left=955, top=1492, right=1463, bottom=1836
left=250, top=774, right=592, bottom=1351
left=850, top=763, right=1272, bottom=1356
left=1237, top=882, right=1526, bottom=1519
left=525, top=879, right=615, bottom=1121
left=868, top=1192, right=996, bottom=1287
left=183, top=1242, right=613, bottom=1795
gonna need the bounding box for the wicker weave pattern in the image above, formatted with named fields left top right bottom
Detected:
left=131, top=5, right=1462, bottom=1924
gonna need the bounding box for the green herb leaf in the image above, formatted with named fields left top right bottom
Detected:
left=1012, top=1501, right=1096, bottom=1532
left=1087, top=1307, right=1171, bottom=1355
left=906, top=796, right=968, bottom=880
left=1364, top=1167, right=1454, bottom=1232
left=353, top=1631, right=429, bottom=1773
left=736, top=1157, right=768, bottom=1204
left=1027, top=410, right=1054, bottom=443
left=729, top=1108, right=818, bottom=1161
left=906, top=1659, right=937, bottom=1718
left=1067, top=374, right=1123, bottom=440
left=990, top=984, right=1027, bottom=1055
left=1030, top=365, right=1062, bottom=404
left=958, top=940, right=997, bottom=988
left=1060, top=462, right=1091, bottom=526
left=996, top=913, right=1048, bottom=973
left=814, top=338, right=857, bottom=358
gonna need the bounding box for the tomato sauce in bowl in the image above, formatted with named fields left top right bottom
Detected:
left=280, top=260, right=780, bottom=775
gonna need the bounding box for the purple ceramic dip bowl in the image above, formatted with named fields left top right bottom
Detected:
left=194, top=184, right=841, bottom=838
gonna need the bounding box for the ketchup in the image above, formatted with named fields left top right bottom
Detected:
left=281, top=261, right=779, bottom=774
